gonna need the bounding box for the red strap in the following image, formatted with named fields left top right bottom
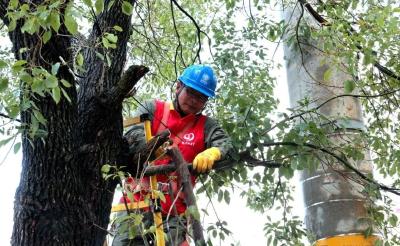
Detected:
left=155, top=102, right=171, bottom=134
left=155, top=101, right=196, bottom=147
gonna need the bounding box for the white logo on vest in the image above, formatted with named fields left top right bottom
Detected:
left=183, top=133, right=195, bottom=141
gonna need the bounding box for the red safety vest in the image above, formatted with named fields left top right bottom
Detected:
left=122, top=100, right=207, bottom=215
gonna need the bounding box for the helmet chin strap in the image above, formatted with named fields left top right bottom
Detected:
left=175, top=86, right=186, bottom=117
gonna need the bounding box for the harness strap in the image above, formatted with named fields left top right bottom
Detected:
left=156, top=102, right=171, bottom=134
left=155, top=101, right=197, bottom=147
left=111, top=200, right=149, bottom=212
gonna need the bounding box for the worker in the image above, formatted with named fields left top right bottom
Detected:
left=112, top=64, right=233, bottom=246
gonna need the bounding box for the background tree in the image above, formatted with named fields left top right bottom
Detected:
left=0, top=0, right=399, bottom=245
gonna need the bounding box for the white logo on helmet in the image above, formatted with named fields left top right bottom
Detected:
left=183, top=133, right=195, bottom=141
left=200, top=74, right=210, bottom=85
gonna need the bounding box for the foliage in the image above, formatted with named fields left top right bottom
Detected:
left=0, top=0, right=400, bottom=245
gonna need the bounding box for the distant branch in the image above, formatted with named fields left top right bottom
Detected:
left=171, top=0, right=202, bottom=64
left=298, top=0, right=328, bottom=25
left=263, top=88, right=400, bottom=135
left=170, top=0, right=186, bottom=69
left=298, top=0, right=400, bottom=81
left=0, top=112, right=21, bottom=123
left=263, top=141, right=400, bottom=196
left=239, top=150, right=282, bottom=168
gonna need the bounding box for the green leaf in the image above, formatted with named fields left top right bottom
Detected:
left=61, top=87, right=72, bottom=103
left=82, top=0, right=92, bottom=7
left=19, top=71, right=33, bottom=83
left=223, top=190, right=230, bottom=204
left=344, top=80, right=356, bottom=93
left=6, top=105, right=19, bottom=119
left=45, top=75, right=58, bottom=88
left=323, top=68, right=332, bottom=82
left=95, top=0, right=104, bottom=14
left=0, top=136, right=13, bottom=147
left=64, top=11, right=78, bottom=35
left=95, top=52, right=105, bottom=61
left=122, top=1, right=133, bottom=15
left=33, top=109, right=47, bottom=125
left=76, top=53, right=84, bottom=66
left=186, top=205, right=200, bottom=221
left=0, top=60, right=7, bottom=69
left=13, top=142, right=21, bottom=154
left=218, top=190, right=223, bottom=202
left=32, top=78, right=45, bottom=96
left=113, top=25, right=123, bottom=32
left=106, top=54, right=111, bottom=66
left=102, top=37, right=110, bottom=48
left=101, top=164, right=111, bottom=173
left=42, top=30, right=52, bottom=44
left=0, top=78, right=8, bottom=91
left=105, top=33, right=118, bottom=43
left=51, top=87, right=61, bottom=104
left=12, top=60, right=27, bottom=72
left=51, top=62, right=60, bottom=75
left=107, top=0, right=115, bottom=10
left=389, top=214, right=398, bottom=227
left=8, top=19, right=16, bottom=32
left=8, top=0, right=18, bottom=10
left=60, top=79, right=72, bottom=88
left=21, top=17, right=39, bottom=35
left=48, top=11, right=61, bottom=32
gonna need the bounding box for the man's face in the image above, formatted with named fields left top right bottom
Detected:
left=176, top=81, right=208, bottom=115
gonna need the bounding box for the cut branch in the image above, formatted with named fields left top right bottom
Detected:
left=167, top=147, right=205, bottom=245
left=107, top=65, right=149, bottom=105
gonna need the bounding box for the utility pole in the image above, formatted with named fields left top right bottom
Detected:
left=283, top=4, right=379, bottom=245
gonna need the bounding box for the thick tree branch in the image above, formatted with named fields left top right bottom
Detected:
left=105, top=65, right=149, bottom=105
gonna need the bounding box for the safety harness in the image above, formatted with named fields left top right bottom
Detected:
left=111, top=100, right=206, bottom=246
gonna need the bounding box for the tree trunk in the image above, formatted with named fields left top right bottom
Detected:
left=0, top=0, right=146, bottom=245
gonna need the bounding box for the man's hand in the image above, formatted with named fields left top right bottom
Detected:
left=193, top=147, right=221, bottom=173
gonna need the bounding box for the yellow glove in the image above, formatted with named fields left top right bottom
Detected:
left=193, top=147, right=221, bottom=173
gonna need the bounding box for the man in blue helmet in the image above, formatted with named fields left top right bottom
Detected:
left=112, top=65, right=233, bottom=246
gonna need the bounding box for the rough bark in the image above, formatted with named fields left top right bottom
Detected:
left=0, top=0, right=147, bottom=245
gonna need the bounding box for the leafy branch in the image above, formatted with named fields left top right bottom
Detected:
left=298, top=0, right=400, bottom=81
left=263, top=141, right=400, bottom=196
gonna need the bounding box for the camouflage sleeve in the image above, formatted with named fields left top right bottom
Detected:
left=204, top=117, right=235, bottom=162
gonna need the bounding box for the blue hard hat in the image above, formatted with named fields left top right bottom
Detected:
left=178, top=64, right=217, bottom=97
